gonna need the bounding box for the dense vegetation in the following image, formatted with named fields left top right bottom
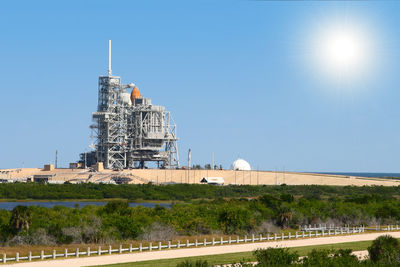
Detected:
left=1, top=184, right=400, bottom=246
left=177, top=235, right=400, bottom=266
left=2, top=183, right=400, bottom=201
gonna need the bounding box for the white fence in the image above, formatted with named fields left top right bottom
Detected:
left=0, top=226, right=371, bottom=264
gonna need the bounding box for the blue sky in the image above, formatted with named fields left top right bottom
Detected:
left=1, top=0, right=400, bottom=172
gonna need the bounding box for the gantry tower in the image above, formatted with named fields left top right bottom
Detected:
left=89, top=40, right=179, bottom=169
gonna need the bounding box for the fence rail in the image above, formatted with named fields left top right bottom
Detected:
left=3, top=225, right=395, bottom=264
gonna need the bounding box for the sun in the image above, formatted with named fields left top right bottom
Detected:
left=313, top=23, right=371, bottom=80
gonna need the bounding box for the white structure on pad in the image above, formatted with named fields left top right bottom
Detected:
left=232, top=158, right=251, bottom=171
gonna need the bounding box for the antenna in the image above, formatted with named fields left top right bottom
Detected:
left=108, top=40, right=112, bottom=76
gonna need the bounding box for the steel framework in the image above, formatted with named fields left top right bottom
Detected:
left=88, top=41, right=179, bottom=169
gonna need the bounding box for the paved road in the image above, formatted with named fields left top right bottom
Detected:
left=7, top=232, right=400, bottom=267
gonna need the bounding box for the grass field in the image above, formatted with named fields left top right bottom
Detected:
left=95, top=239, right=377, bottom=267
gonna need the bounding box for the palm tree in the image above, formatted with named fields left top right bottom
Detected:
left=9, top=206, right=32, bottom=233
left=278, top=206, right=293, bottom=229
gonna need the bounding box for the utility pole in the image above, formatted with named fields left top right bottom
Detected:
left=235, top=170, right=237, bottom=185
left=250, top=170, right=252, bottom=185
left=283, top=166, right=286, bottom=184
left=212, top=152, right=214, bottom=170
left=188, top=149, right=191, bottom=183
left=257, top=166, right=259, bottom=185
left=55, top=150, right=58, bottom=169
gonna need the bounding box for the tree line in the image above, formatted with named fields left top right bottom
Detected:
left=1, top=188, right=400, bottom=246
left=1, top=183, right=400, bottom=201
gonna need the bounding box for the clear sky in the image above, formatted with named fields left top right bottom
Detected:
left=1, top=0, right=400, bottom=172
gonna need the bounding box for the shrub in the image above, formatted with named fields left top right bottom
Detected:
left=253, top=247, right=299, bottom=267
left=139, top=222, right=176, bottom=241
left=368, top=235, right=400, bottom=264
left=176, top=260, right=209, bottom=267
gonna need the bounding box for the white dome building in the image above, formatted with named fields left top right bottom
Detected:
left=232, top=158, right=251, bottom=171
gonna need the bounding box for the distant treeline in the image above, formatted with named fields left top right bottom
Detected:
left=1, top=183, right=400, bottom=201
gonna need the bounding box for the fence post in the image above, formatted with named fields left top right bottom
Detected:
left=195, top=239, right=198, bottom=247
left=119, top=244, right=122, bottom=254
left=259, top=233, right=263, bottom=241
left=129, top=244, right=133, bottom=253
left=274, top=233, right=277, bottom=240
left=289, top=232, right=291, bottom=239
left=168, top=241, right=171, bottom=249
left=187, top=239, right=189, bottom=247
left=244, top=235, right=247, bottom=243
left=53, top=249, right=56, bottom=259
left=65, top=248, right=68, bottom=258
left=98, top=246, right=101, bottom=255
left=282, top=233, right=284, bottom=240
left=139, top=243, right=142, bottom=252
left=212, top=237, right=215, bottom=245
left=29, top=251, right=32, bottom=261
left=267, top=233, right=270, bottom=240
left=295, top=232, right=298, bottom=238
left=252, top=234, right=255, bottom=242
left=204, top=238, right=207, bottom=246
left=322, top=230, right=325, bottom=236
left=159, top=241, right=162, bottom=250
left=3, top=254, right=6, bottom=264
left=302, top=231, right=304, bottom=238
left=177, top=240, right=180, bottom=248
left=16, top=252, right=19, bottom=262
left=220, top=237, right=223, bottom=245
left=76, top=248, right=79, bottom=258
left=229, top=236, right=232, bottom=244
left=109, top=245, right=112, bottom=254
left=149, top=242, right=152, bottom=251
left=41, top=250, right=44, bottom=260
left=236, top=236, right=239, bottom=243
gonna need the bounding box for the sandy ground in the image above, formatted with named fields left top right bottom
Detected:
left=7, top=231, right=400, bottom=267
left=2, top=168, right=400, bottom=186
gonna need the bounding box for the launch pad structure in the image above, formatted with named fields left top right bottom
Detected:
left=86, top=40, right=179, bottom=170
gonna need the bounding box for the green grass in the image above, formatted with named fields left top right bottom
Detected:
left=93, top=239, right=378, bottom=267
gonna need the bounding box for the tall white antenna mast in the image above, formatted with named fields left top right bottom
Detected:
left=108, top=40, right=112, bottom=76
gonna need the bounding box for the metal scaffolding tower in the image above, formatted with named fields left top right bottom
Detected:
left=87, top=40, right=179, bottom=169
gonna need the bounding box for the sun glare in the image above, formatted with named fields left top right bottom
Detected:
left=312, top=23, right=372, bottom=81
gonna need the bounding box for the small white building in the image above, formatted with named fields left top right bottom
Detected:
left=200, top=177, right=225, bottom=186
